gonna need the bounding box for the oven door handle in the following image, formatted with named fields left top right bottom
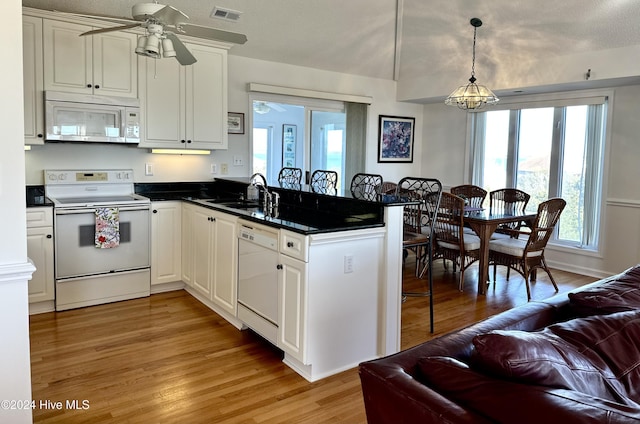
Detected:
left=55, top=205, right=150, bottom=215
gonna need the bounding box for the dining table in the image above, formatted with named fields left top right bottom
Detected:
left=463, top=208, right=537, bottom=295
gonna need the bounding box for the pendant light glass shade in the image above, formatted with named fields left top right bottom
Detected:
left=445, top=18, right=499, bottom=110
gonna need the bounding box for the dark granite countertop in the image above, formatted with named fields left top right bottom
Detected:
left=184, top=198, right=384, bottom=235
left=26, top=185, right=54, bottom=207
left=134, top=179, right=391, bottom=235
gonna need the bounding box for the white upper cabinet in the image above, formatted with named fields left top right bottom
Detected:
left=42, top=19, right=138, bottom=98
left=138, top=42, right=228, bottom=150
left=23, top=15, right=44, bottom=145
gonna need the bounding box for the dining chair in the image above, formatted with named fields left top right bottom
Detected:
left=350, top=173, right=383, bottom=201
left=431, top=192, right=481, bottom=292
left=310, top=169, right=338, bottom=194
left=277, top=167, right=303, bottom=185
left=489, top=197, right=566, bottom=300
left=380, top=181, right=398, bottom=195
left=450, top=184, right=487, bottom=209
left=489, top=188, right=531, bottom=239
left=396, top=177, right=442, bottom=333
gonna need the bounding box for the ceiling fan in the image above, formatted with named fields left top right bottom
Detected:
left=76, top=2, right=248, bottom=66
left=253, top=101, right=287, bottom=114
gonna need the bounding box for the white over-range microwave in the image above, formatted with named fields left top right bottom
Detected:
left=45, top=91, right=140, bottom=144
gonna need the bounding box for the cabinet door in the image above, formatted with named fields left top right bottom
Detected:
left=138, top=55, right=185, bottom=148
left=181, top=203, right=194, bottom=286
left=27, top=227, right=54, bottom=303
left=211, top=211, right=237, bottom=314
left=43, top=20, right=93, bottom=94
left=185, top=43, right=228, bottom=149
left=279, top=254, right=307, bottom=363
left=91, top=31, right=138, bottom=98
left=43, top=19, right=137, bottom=97
left=151, top=202, right=182, bottom=285
left=23, top=15, right=44, bottom=145
left=191, top=206, right=214, bottom=297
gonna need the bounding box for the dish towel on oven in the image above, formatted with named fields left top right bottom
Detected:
left=95, top=207, right=120, bottom=248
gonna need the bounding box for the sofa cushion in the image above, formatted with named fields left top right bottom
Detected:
left=471, top=327, right=625, bottom=402
left=569, top=266, right=640, bottom=316
left=418, top=356, right=640, bottom=424
left=547, top=310, right=640, bottom=403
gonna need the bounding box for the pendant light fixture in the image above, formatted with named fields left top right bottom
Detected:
left=445, top=18, right=499, bottom=110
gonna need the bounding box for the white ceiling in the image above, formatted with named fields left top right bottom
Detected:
left=22, top=0, right=640, bottom=86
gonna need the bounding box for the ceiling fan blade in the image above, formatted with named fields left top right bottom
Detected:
left=165, top=33, right=197, bottom=66
left=178, top=23, right=247, bottom=45
left=152, top=5, right=189, bottom=26
left=79, top=23, right=141, bottom=37
left=54, top=10, right=137, bottom=26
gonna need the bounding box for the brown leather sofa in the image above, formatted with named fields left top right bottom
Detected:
left=359, top=266, right=640, bottom=424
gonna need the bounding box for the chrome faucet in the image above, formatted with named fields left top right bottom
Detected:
left=249, top=172, right=267, bottom=188
left=248, top=173, right=279, bottom=216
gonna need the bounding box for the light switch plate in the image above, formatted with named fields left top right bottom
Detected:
left=145, top=163, right=153, bottom=176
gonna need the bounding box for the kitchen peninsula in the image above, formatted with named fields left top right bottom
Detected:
left=135, top=177, right=406, bottom=381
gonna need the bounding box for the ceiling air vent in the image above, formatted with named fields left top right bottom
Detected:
left=210, top=7, right=242, bottom=22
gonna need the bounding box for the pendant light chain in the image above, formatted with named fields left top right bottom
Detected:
left=470, top=25, right=477, bottom=82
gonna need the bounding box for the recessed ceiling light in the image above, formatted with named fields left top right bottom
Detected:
left=210, top=6, right=242, bottom=22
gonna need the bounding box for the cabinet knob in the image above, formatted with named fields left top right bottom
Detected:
left=37, top=134, right=43, bottom=138
left=94, top=85, right=100, bottom=89
left=181, top=140, right=186, bottom=144
left=46, top=234, right=52, bottom=239
left=287, top=241, right=294, bottom=248
left=276, top=264, right=283, bottom=270
left=187, top=140, right=192, bottom=144
left=87, top=84, right=92, bottom=88
left=152, top=209, right=158, bottom=213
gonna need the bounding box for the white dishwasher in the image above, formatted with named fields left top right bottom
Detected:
left=237, top=220, right=280, bottom=344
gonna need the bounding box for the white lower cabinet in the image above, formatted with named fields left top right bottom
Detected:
left=182, top=203, right=237, bottom=316
left=150, top=201, right=182, bottom=286
left=26, top=207, right=54, bottom=306
left=278, top=253, right=307, bottom=364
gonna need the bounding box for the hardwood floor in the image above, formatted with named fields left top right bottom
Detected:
left=29, top=260, right=596, bottom=423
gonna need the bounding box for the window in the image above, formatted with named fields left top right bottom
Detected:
left=471, top=97, right=607, bottom=249
left=250, top=93, right=366, bottom=187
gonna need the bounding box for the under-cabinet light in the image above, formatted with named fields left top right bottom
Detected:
left=24, top=145, right=32, bottom=151
left=150, top=149, right=211, bottom=155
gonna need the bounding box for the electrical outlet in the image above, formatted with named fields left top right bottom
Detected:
left=145, top=163, right=153, bottom=176
left=210, top=164, right=217, bottom=174
left=221, top=163, right=229, bottom=174
left=344, top=255, right=354, bottom=273
left=233, top=155, right=243, bottom=166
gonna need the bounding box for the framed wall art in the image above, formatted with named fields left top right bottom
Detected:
left=227, top=112, right=245, bottom=134
left=377, top=115, right=415, bottom=163
left=282, top=124, right=297, bottom=167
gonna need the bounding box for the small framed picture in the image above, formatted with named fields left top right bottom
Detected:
left=228, top=112, right=245, bottom=134
left=377, top=115, right=415, bottom=163
left=282, top=124, right=296, bottom=167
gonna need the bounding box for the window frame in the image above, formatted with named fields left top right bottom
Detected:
left=465, top=89, right=614, bottom=255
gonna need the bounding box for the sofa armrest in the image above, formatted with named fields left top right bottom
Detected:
left=359, top=361, right=493, bottom=424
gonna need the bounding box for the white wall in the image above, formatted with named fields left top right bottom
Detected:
left=421, top=84, right=640, bottom=278
left=25, top=143, right=219, bottom=185
left=1, top=0, right=35, bottom=422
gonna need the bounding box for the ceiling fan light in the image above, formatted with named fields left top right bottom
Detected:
left=135, top=35, right=148, bottom=55
left=253, top=101, right=271, bottom=114
left=144, top=34, right=161, bottom=58
left=162, top=38, right=176, bottom=58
